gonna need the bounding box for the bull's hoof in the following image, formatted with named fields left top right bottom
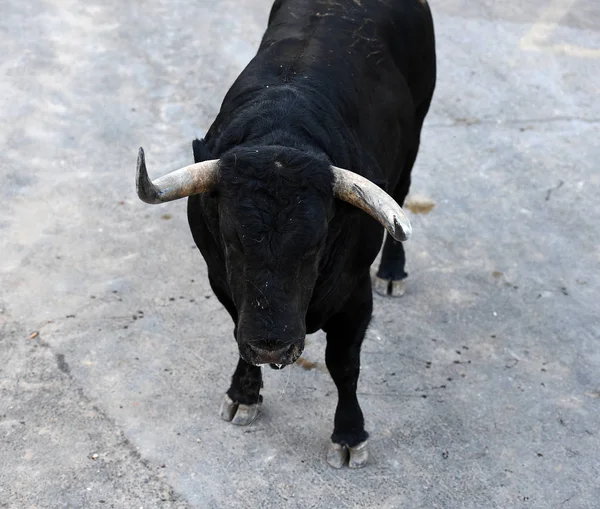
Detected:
left=326, top=440, right=369, bottom=469
left=219, top=394, right=261, bottom=426
left=373, top=276, right=406, bottom=297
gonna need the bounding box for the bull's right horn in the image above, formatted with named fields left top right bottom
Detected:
left=136, top=147, right=220, bottom=204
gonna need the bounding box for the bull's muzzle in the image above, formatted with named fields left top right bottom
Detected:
left=244, top=342, right=303, bottom=366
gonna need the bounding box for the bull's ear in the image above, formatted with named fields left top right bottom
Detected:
left=192, top=138, right=214, bottom=163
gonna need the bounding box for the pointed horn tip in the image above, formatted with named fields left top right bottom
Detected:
left=136, top=147, right=160, bottom=204
left=136, top=147, right=146, bottom=177
left=393, top=216, right=412, bottom=242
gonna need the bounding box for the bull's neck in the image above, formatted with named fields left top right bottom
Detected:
left=212, top=84, right=341, bottom=159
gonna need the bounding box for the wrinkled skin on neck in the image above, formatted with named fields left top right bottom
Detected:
left=216, top=148, right=334, bottom=366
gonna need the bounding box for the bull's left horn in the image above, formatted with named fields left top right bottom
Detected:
left=331, top=166, right=412, bottom=242
left=136, top=147, right=220, bottom=204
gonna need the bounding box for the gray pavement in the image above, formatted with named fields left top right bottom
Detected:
left=1, top=0, right=599, bottom=507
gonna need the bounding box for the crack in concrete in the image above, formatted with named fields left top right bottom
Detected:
left=36, top=337, right=190, bottom=508
left=428, top=115, right=600, bottom=128
left=546, top=180, right=565, bottom=201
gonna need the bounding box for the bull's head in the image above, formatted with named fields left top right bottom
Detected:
left=136, top=146, right=411, bottom=366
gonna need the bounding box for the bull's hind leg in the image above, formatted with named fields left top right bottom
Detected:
left=323, top=276, right=372, bottom=468
left=220, top=357, right=263, bottom=426
left=375, top=172, right=412, bottom=297
left=375, top=93, right=433, bottom=297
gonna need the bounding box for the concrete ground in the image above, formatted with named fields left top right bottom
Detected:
left=1, top=0, right=599, bottom=507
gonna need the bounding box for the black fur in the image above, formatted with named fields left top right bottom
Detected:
left=186, top=0, right=436, bottom=449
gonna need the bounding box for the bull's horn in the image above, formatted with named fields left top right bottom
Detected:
left=331, top=166, right=412, bottom=241
left=136, top=147, right=220, bottom=204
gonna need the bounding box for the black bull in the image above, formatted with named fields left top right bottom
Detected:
left=136, top=0, right=436, bottom=468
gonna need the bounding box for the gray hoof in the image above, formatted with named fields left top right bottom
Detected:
left=326, top=442, right=347, bottom=469
left=326, top=440, right=369, bottom=469
left=374, top=277, right=406, bottom=297
left=348, top=441, right=369, bottom=468
left=219, top=394, right=260, bottom=426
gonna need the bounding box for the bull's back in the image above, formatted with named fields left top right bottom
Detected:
left=251, top=0, right=435, bottom=173
left=262, top=0, right=435, bottom=102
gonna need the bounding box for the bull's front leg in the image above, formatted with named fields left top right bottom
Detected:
left=219, top=357, right=263, bottom=426
left=323, top=278, right=372, bottom=469
left=209, top=285, right=263, bottom=426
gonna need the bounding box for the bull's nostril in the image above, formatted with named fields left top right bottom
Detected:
left=285, top=343, right=296, bottom=358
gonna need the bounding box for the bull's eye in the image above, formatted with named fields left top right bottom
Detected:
left=226, top=239, right=244, bottom=255
left=222, top=229, right=244, bottom=256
